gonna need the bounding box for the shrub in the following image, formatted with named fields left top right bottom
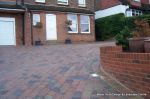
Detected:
left=132, top=19, right=150, bottom=38
left=115, top=26, right=132, bottom=50
left=95, top=13, right=125, bottom=40
left=95, top=13, right=150, bottom=41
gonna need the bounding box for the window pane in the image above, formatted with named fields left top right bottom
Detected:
left=35, top=0, right=45, bottom=3
left=79, top=0, right=85, bottom=6
left=33, top=14, right=40, bottom=25
left=67, top=14, right=78, bottom=33
left=80, top=15, right=88, bottom=23
left=81, top=24, right=89, bottom=32
left=80, top=15, right=90, bottom=33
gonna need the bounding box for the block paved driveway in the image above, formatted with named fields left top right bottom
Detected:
left=0, top=42, right=132, bottom=99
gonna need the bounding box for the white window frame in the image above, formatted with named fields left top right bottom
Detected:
left=57, top=0, right=68, bottom=5
left=35, top=0, right=45, bottom=3
left=126, top=9, right=142, bottom=17
left=80, top=15, right=90, bottom=34
left=78, top=0, right=86, bottom=7
left=67, top=14, right=78, bottom=33
left=134, top=0, right=140, bottom=2
left=33, top=14, right=41, bottom=26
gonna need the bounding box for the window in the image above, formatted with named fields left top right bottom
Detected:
left=35, top=0, right=45, bottom=3
left=67, top=14, right=78, bottom=33
left=57, top=0, right=68, bottom=5
left=126, top=9, right=142, bottom=17
left=80, top=15, right=90, bottom=33
left=134, top=0, right=140, bottom=2
left=33, top=14, right=40, bottom=26
left=78, top=0, right=86, bottom=7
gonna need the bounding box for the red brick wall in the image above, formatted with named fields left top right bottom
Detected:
left=128, top=0, right=142, bottom=7
left=141, top=0, right=149, bottom=4
left=31, top=12, right=95, bottom=44
left=31, top=11, right=46, bottom=44
left=0, top=0, right=22, bottom=4
left=95, top=0, right=121, bottom=10
left=0, top=13, right=23, bottom=46
left=24, top=0, right=95, bottom=11
left=100, top=46, right=150, bottom=99
left=56, top=13, right=95, bottom=42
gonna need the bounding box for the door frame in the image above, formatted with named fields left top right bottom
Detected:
left=0, top=17, right=16, bottom=45
left=46, top=14, right=57, bottom=40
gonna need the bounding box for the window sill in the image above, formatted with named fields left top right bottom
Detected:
left=133, top=1, right=141, bottom=3
left=68, top=32, right=78, bottom=34
left=81, top=32, right=90, bottom=34
left=35, top=2, right=46, bottom=4
left=67, top=32, right=92, bottom=35
left=78, top=5, right=86, bottom=8
left=57, top=3, right=68, bottom=6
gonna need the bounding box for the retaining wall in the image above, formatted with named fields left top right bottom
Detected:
left=100, top=46, right=150, bottom=99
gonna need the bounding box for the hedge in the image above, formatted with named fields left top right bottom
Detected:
left=95, top=13, right=150, bottom=41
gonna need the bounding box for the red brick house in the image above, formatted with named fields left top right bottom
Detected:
left=95, top=0, right=150, bottom=19
left=0, top=0, right=95, bottom=46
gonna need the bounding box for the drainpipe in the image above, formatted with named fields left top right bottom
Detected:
left=16, top=0, right=18, bottom=5
left=20, top=0, right=33, bottom=46
left=21, top=0, right=25, bottom=45
left=21, top=0, right=24, bottom=5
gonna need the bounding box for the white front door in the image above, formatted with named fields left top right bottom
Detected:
left=0, top=17, right=16, bottom=45
left=46, top=14, right=57, bottom=40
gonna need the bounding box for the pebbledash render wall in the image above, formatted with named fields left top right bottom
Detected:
left=100, top=46, right=150, bottom=99
left=31, top=12, right=95, bottom=44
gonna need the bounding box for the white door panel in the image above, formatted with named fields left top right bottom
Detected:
left=46, top=14, right=57, bottom=40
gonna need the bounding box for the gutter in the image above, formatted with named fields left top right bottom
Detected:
left=0, top=8, right=25, bottom=12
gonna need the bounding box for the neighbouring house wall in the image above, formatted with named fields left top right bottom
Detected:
left=95, top=0, right=121, bottom=11
left=128, top=0, right=142, bottom=6
left=0, top=13, right=23, bottom=46
left=100, top=46, right=150, bottom=99
left=141, top=0, right=150, bottom=4
left=95, top=5, right=129, bottom=19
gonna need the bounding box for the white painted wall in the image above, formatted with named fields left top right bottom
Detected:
left=95, top=5, right=129, bottom=19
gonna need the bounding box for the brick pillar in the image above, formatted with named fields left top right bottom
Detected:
left=24, top=11, right=32, bottom=46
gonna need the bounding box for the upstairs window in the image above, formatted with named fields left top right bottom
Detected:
left=80, top=15, right=90, bottom=33
left=78, top=0, right=86, bottom=7
left=35, top=0, right=45, bottom=3
left=57, top=0, right=68, bottom=5
left=67, top=14, right=78, bottom=33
